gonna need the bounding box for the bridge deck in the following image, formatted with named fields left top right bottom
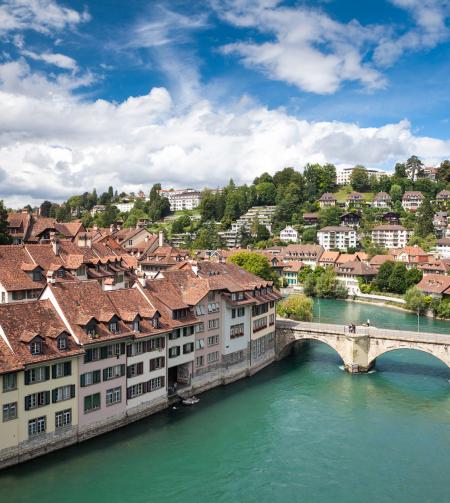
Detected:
left=276, top=319, right=450, bottom=345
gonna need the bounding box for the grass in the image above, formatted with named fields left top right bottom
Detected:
left=334, top=185, right=375, bottom=203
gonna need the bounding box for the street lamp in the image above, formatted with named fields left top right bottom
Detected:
left=318, top=297, right=321, bottom=323
left=417, top=308, right=420, bottom=333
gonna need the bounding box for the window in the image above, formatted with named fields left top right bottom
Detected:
left=208, top=303, right=219, bottom=313
left=80, top=370, right=101, bottom=387
left=55, top=409, right=72, bottom=429
left=195, top=304, right=206, bottom=316
left=1, top=292, right=5, bottom=303
left=253, top=317, right=268, bottom=332
left=33, top=270, right=42, bottom=281
left=208, top=319, right=219, bottom=330
left=103, top=364, right=125, bottom=381
left=3, top=402, right=17, bottom=422
left=84, top=393, right=101, bottom=413
left=25, top=366, right=49, bottom=384
left=127, top=383, right=144, bottom=399
left=25, top=391, right=50, bottom=410
left=133, top=319, right=141, bottom=332
left=12, top=290, right=25, bottom=301
left=195, top=339, right=205, bottom=350
left=183, top=342, right=194, bottom=354
left=196, top=356, right=204, bottom=367
left=207, top=335, right=219, bottom=346
left=30, top=340, right=42, bottom=355
left=208, top=292, right=215, bottom=301
left=57, top=335, right=67, bottom=350
left=231, top=293, right=237, bottom=301
left=230, top=324, right=244, bottom=338
left=169, top=329, right=181, bottom=340
left=127, top=362, right=144, bottom=378
left=232, top=307, right=245, bottom=318
left=238, top=292, right=244, bottom=300
left=149, top=357, right=165, bottom=371
left=106, top=386, right=122, bottom=406
left=152, top=317, right=159, bottom=329
left=269, top=314, right=275, bottom=326
left=195, top=322, right=205, bottom=333
left=109, top=321, right=119, bottom=334
left=148, top=337, right=164, bottom=351
left=169, top=346, right=181, bottom=358
left=28, top=416, right=46, bottom=437
left=52, top=385, right=75, bottom=403
left=106, top=344, right=123, bottom=357
left=3, top=373, right=17, bottom=392
left=52, top=361, right=71, bottom=379
left=76, top=266, right=86, bottom=277
left=207, top=351, right=219, bottom=364
left=148, top=376, right=164, bottom=391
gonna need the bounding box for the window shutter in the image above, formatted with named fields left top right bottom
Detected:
left=126, top=344, right=132, bottom=357
left=120, top=343, right=125, bottom=355
left=127, top=366, right=132, bottom=378
left=70, top=384, right=76, bottom=399
left=126, top=387, right=132, bottom=399
left=100, top=346, right=108, bottom=359
left=64, top=361, right=71, bottom=376
left=161, top=376, right=165, bottom=388
left=149, top=359, right=154, bottom=372
left=161, top=337, right=165, bottom=349
left=80, top=374, right=86, bottom=387
left=94, top=370, right=101, bottom=383
left=84, top=350, right=92, bottom=363
left=120, top=364, right=125, bottom=377
left=45, top=391, right=50, bottom=405
left=24, top=370, right=30, bottom=385
left=103, top=368, right=108, bottom=381
left=24, top=395, right=30, bottom=411
left=137, top=362, right=143, bottom=375
left=45, top=366, right=50, bottom=380
left=52, top=389, right=58, bottom=403
left=52, top=365, right=57, bottom=379
left=143, top=382, right=148, bottom=393
left=161, top=357, right=165, bottom=368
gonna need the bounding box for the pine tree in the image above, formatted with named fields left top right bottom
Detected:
left=0, top=201, right=11, bottom=244
left=415, top=197, right=434, bottom=238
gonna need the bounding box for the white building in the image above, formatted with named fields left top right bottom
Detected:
left=317, top=226, right=357, bottom=251
left=279, top=226, right=298, bottom=243
left=158, top=189, right=201, bottom=212
left=336, top=167, right=390, bottom=186
left=114, top=202, right=135, bottom=213
left=371, top=225, right=410, bottom=249
left=402, top=191, right=424, bottom=211
left=435, top=238, right=450, bottom=259
left=372, top=192, right=391, bottom=209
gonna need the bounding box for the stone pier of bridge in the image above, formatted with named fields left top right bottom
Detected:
left=276, top=319, right=450, bottom=372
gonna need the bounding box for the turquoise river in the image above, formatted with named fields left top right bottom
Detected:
left=1, top=299, right=449, bottom=503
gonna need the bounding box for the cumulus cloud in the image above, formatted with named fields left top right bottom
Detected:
left=0, top=0, right=90, bottom=36
left=1, top=59, right=450, bottom=208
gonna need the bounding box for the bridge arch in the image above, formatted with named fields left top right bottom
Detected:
left=368, top=345, right=450, bottom=369
left=292, top=335, right=348, bottom=366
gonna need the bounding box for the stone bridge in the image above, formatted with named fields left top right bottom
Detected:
left=276, top=319, right=450, bottom=372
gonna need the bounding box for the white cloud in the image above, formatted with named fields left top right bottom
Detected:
left=0, top=0, right=90, bottom=36
left=21, top=49, right=77, bottom=70
left=0, top=59, right=449, bottom=208
left=213, top=1, right=386, bottom=94
left=374, top=0, right=450, bottom=66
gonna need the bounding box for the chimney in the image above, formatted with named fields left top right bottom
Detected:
left=52, top=238, right=60, bottom=256
left=46, top=270, right=56, bottom=284
left=158, top=230, right=164, bottom=247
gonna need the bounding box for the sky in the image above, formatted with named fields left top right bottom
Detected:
left=1, top=0, right=450, bottom=208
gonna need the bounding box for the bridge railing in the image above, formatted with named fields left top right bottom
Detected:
left=276, top=319, right=450, bottom=344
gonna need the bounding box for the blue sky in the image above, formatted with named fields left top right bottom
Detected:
left=1, top=0, right=450, bottom=207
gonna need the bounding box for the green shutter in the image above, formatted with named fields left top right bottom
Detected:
left=70, top=384, right=76, bottom=399
left=44, top=367, right=50, bottom=381
left=94, top=370, right=101, bottom=383
left=80, top=374, right=86, bottom=387
left=84, top=350, right=92, bottom=363
left=120, top=343, right=125, bottom=355
left=52, top=389, right=58, bottom=403
left=103, top=368, right=108, bottom=381
left=51, top=365, right=57, bottom=379
left=45, top=390, right=50, bottom=405
left=24, top=370, right=30, bottom=385
left=120, top=364, right=125, bottom=377
left=100, top=346, right=108, bottom=359
left=64, top=361, right=71, bottom=376
left=24, top=395, right=30, bottom=410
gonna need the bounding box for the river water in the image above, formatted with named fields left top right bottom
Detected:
left=1, top=300, right=449, bottom=503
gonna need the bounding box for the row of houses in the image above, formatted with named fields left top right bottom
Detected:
left=318, top=190, right=450, bottom=211
left=0, top=261, right=280, bottom=468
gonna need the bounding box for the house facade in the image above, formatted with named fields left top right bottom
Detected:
left=317, top=226, right=357, bottom=251
left=371, top=225, right=410, bottom=249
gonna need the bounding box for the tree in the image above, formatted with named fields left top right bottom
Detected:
left=350, top=165, right=370, bottom=192
left=276, top=294, right=313, bottom=321
left=405, top=268, right=423, bottom=289
left=227, top=251, right=274, bottom=282
left=172, top=215, right=191, bottom=234
left=193, top=222, right=223, bottom=249
left=39, top=200, right=53, bottom=217
left=255, top=224, right=270, bottom=242
left=405, top=155, right=424, bottom=181
left=415, top=197, right=434, bottom=238
left=319, top=206, right=342, bottom=227
left=0, top=201, right=11, bottom=244
left=404, top=287, right=427, bottom=314
left=302, top=228, right=317, bottom=244
left=388, top=263, right=408, bottom=294
left=394, top=162, right=407, bottom=178
left=390, top=184, right=403, bottom=203
left=375, top=261, right=394, bottom=291
left=437, top=160, right=450, bottom=183
left=255, top=182, right=276, bottom=206
left=315, top=267, right=347, bottom=298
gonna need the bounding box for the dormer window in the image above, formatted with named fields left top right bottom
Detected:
left=133, top=319, right=140, bottom=332
left=57, top=334, right=67, bottom=350
left=57, top=269, right=65, bottom=278
left=86, top=321, right=97, bottom=337
left=152, top=317, right=159, bottom=329
left=109, top=321, right=119, bottom=334
left=30, top=340, right=42, bottom=355
left=33, top=270, right=42, bottom=282
left=231, top=293, right=237, bottom=301
left=238, top=292, right=244, bottom=300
